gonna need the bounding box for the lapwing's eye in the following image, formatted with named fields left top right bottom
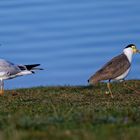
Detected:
left=131, top=46, right=135, bottom=49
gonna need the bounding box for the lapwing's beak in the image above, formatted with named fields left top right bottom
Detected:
left=133, top=47, right=140, bottom=53
left=136, top=49, right=140, bottom=53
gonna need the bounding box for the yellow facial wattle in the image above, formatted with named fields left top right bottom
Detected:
left=131, top=46, right=139, bottom=53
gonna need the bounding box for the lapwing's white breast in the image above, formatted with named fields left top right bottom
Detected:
left=114, top=68, right=130, bottom=81
left=123, top=47, right=133, bottom=63
left=113, top=47, right=133, bottom=81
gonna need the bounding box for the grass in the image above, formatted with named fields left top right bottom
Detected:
left=0, top=80, right=140, bottom=140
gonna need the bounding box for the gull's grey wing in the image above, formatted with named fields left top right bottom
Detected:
left=0, top=59, right=21, bottom=76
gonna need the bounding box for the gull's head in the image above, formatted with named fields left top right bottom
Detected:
left=123, top=44, right=140, bottom=55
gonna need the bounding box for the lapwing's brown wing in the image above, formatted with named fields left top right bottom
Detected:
left=90, top=53, right=130, bottom=82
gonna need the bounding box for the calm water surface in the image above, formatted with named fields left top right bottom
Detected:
left=0, top=0, right=140, bottom=89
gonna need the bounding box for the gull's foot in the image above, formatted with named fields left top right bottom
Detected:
left=0, top=91, right=4, bottom=96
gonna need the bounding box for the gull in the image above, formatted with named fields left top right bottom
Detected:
left=88, top=44, right=140, bottom=98
left=0, top=59, right=43, bottom=95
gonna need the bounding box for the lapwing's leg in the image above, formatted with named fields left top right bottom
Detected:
left=107, top=81, right=114, bottom=98
left=123, top=80, right=140, bottom=94
left=0, top=80, right=4, bottom=95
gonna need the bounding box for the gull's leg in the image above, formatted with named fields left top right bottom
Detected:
left=107, top=81, right=114, bottom=98
left=0, top=79, right=4, bottom=95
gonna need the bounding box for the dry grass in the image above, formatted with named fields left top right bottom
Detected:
left=0, top=80, right=140, bottom=140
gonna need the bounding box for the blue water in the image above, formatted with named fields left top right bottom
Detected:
left=0, top=0, right=140, bottom=89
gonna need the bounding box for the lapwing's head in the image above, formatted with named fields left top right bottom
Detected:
left=124, top=44, right=140, bottom=54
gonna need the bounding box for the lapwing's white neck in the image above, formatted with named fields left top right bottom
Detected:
left=123, top=48, right=133, bottom=63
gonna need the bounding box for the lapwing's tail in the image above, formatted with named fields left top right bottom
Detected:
left=88, top=74, right=99, bottom=85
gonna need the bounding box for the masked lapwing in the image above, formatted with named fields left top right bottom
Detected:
left=0, top=59, right=43, bottom=95
left=88, top=44, right=140, bottom=98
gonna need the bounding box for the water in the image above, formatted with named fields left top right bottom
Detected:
left=0, top=0, right=140, bottom=89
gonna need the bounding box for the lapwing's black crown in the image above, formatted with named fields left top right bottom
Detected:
left=125, top=44, right=136, bottom=48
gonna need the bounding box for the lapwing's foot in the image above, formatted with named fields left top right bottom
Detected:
left=105, top=91, right=114, bottom=98
left=123, top=83, right=140, bottom=94
left=110, top=94, right=114, bottom=99
left=105, top=91, right=110, bottom=94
